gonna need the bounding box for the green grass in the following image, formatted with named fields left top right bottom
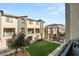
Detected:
left=26, top=40, right=60, bottom=56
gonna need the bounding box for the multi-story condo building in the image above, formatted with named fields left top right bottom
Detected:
left=0, top=10, right=45, bottom=50
left=26, top=18, right=45, bottom=41
left=44, top=24, right=65, bottom=42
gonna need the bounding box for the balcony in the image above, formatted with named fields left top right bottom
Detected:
left=48, top=39, right=79, bottom=56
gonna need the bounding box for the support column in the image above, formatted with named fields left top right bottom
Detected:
left=66, top=3, right=79, bottom=42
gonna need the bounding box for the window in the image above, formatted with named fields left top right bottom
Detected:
left=36, top=22, right=39, bottom=25
left=21, top=19, right=25, bottom=24
left=6, top=17, right=13, bottom=23
left=29, top=21, right=33, bottom=24
left=6, top=17, right=9, bottom=22
left=28, top=28, right=34, bottom=34
left=35, top=28, right=40, bottom=33
left=3, top=28, right=15, bottom=37
left=21, top=28, right=25, bottom=33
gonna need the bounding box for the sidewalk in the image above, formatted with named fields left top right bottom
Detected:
left=0, top=50, right=14, bottom=56
left=46, top=40, right=62, bottom=44
left=0, top=49, right=14, bottom=56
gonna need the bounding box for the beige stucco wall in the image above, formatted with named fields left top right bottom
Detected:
left=40, top=21, right=45, bottom=39
left=27, top=33, right=41, bottom=40
left=18, top=17, right=27, bottom=36
left=0, top=16, right=18, bottom=50
left=26, top=20, right=44, bottom=40
left=27, top=20, right=40, bottom=28
left=1, top=16, right=18, bottom=37
left=0, top=13, right=3, bottom=50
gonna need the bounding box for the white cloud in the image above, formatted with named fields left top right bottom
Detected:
left=45, top=6, right=55, bottom=12
left=42, top=5, right=65, bottom=16
left=50, top=6, right=65, bottom=15
left=47, top=7, right=55, bottom=10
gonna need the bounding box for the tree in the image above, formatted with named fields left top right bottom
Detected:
left=25, top=36, right=32, bottom=45
left=7, top=32, right=27, bottom=56
left=57, top=27, right=60, bottom=41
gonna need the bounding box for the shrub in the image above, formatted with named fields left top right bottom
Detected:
left=36, top=39, right=43, bottom=41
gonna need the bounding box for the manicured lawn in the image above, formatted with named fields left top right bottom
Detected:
left=26, top=40, right=60, bottom=56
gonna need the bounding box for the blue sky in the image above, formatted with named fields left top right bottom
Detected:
left=0, top=3, right=65, bottom=25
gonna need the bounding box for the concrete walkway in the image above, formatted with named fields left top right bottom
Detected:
left=0, top=50, right=14, bottom=56
left=48, top=43, right=66, bottom=56
left=0, top=49, right=22, bottom=56
left=47, top=40, right=62, bottom=44
left=0, top=49, right=14, bottom=56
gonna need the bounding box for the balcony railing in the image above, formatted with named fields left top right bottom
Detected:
left=49, top=39, right=79, bottom=56
left=48, top=40, right=73, bottom=56
left=60, top=41, right=73, bottom=56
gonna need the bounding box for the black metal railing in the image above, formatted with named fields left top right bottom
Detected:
left=60, top=41, right=73, bottom=56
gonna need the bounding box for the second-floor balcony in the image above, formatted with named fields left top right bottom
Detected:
left=48, top=38, right=79, bottom=56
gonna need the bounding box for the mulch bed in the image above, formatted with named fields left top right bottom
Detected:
left=9, top=50, right=30, bottom=56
